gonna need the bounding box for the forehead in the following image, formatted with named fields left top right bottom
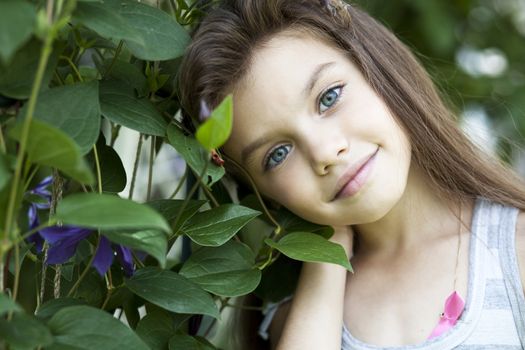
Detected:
left=240, top=30, right=347, bottom=90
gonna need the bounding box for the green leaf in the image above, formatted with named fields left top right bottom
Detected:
left=0, top=1, right=36, bottom=64
left=0, top=313, right=53, bottom=349
left=0, top=293, right=22, bottom=316
left=102, top=59, right=148, bottom=96
left=135, top=309, right=173, bottom=350
left=167, top=124, right=225, bottom=187
left=180, top=241, right=261, bottom=297
left=240, top=194, right=333, bottom=239
left=55, top=193, right=170, bottom=233
left=100, top=80, right=167, bottom=136
left=183, top=204, right=260, bottom=246
left=113, top=0, right=190, bottom=61
left=125, top=267, right=220, bottom=319
left=89, top=140, right=127, bottom=193
left=196, top=95, right=233, bottom=150
left=265, top=232, right=353, bottom=272
left=19, top=81, right=101, bottom=155
left=277, top=208, right=334, bottom=239
left=7, top=242, right=33, bottom=276
left=0, top=153, right=12, bottom=192
left=0, top=177, right=14, bottom=232
left=8, top=119, right=94, bottom=184
left=73, top=1, right=144, bottom=45
left=36, top=298, right=87, bottom=321
left=169, top=334, right=215, bottom=350
left=102, top=230, right=167, bottom=268
left=147, top=199, right=206, bottom=234
left=47, top=305, right=149, bottom=350
left=0, top=39, right=58, bottom=99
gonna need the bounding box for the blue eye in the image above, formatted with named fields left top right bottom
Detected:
left=264, top=144, right=292, bottom=170
left=319, top=86, right=343, bottom=113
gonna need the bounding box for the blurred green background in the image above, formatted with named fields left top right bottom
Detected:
left=353, top=0, right=525, bottom=172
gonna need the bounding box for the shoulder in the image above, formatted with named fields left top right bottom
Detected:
left=515, top=210, right=525, bottom=292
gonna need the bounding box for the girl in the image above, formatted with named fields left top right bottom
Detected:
left=178, top=0, right=525, bottom=349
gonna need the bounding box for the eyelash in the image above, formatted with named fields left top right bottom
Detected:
left=262, top=84, right=346, bottom=172
left=263, top=144, right=292, bottom=171
left=318, top=84, right=345, bottom=113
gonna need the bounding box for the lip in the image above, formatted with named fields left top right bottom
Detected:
left=331, top=147, right=379, bottom=201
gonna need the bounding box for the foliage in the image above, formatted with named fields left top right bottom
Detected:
left=0, top=1, right=349, bottom=349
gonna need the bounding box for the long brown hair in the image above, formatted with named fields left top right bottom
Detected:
left=177, top=0, right=525, bottom=348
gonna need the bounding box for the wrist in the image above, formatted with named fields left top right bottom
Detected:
left=329, top=225, right=354, bottom=259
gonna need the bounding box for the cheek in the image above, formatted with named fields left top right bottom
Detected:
left=258, top=168, right=312, bottom=207
left=260, top=176, right=298, bottom=206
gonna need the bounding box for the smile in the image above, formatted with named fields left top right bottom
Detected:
left=332, top=147, right=379, bottom=201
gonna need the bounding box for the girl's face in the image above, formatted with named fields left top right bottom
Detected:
left=223, top=31, right=412, bottom=226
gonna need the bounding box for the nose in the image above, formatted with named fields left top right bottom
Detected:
left=307, top=128, right=349, bottom=175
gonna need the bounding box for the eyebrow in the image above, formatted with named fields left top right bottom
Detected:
left=241, top=133, right=273, bottom=165
left=302, top=61, right=336, bottom=99
left=240, top=61, right=337, bottom=166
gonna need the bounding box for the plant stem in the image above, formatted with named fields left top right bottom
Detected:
left=59, top=55, right=83, bottom=82
left=53, top=69, right=65, bottom=85
left=101, top=270, right=113, bottom=309
left=101, top=287, right=113, bottom=310
left=132, top=251, right=145, bottom=269
left=46, top=0, right=54, bottom=21
left=103, top=40, right=123, bottom=78
left=170, top=167, right=188, bottom=199
left=110, top=124, right=121, bottom=148
left=66, top=235, right=100, bottom=297
left=49, top=170, right=64, bottom=299
left=0, top=127, right=6, bottom=153
left=53, top=264, right=61, bottom=298
left=0, top=262, right=3, bottom=292
left=9, top=243, right=21, bottom=315
left=22, top=165, right=40, bottom=193
left=171, top=162, right=208, bottom=233
left=93, top=145, right=103, bottom=194
left=256, top=249, right=277, bottom=270
left=222, top=154, right=282, bottom=233
left=200, top=181, right=219, bottom=208
left=2, top=16, right=56, bottom=291
left=147, top=136, right=155, bottom=201
left=39, top=243, right=49, bottom=304
left=128, top=134, right=143, bottom=200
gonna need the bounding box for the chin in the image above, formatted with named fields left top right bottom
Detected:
left=342, top=184, right=407, bottom=226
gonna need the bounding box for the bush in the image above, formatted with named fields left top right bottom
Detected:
left=0, top=1, right=350, bottom=349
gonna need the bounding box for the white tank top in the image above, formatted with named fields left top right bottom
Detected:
left=342, top=197, right=525, bottom=349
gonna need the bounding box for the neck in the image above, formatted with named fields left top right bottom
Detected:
left=353, top=164, right=470, bottom=258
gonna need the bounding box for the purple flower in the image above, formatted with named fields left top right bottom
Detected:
left=40, top=227, right=135, bottom=277
left=26, top=176, right=53, bottom=252
left=39, top=225, right=92, bottom=265
left=92, top=236, right=135, bottom=277
left=25, top=177, right=137, bottom=276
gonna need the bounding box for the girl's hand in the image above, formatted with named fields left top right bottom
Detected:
left=329, top=225, right=354, bottom=260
